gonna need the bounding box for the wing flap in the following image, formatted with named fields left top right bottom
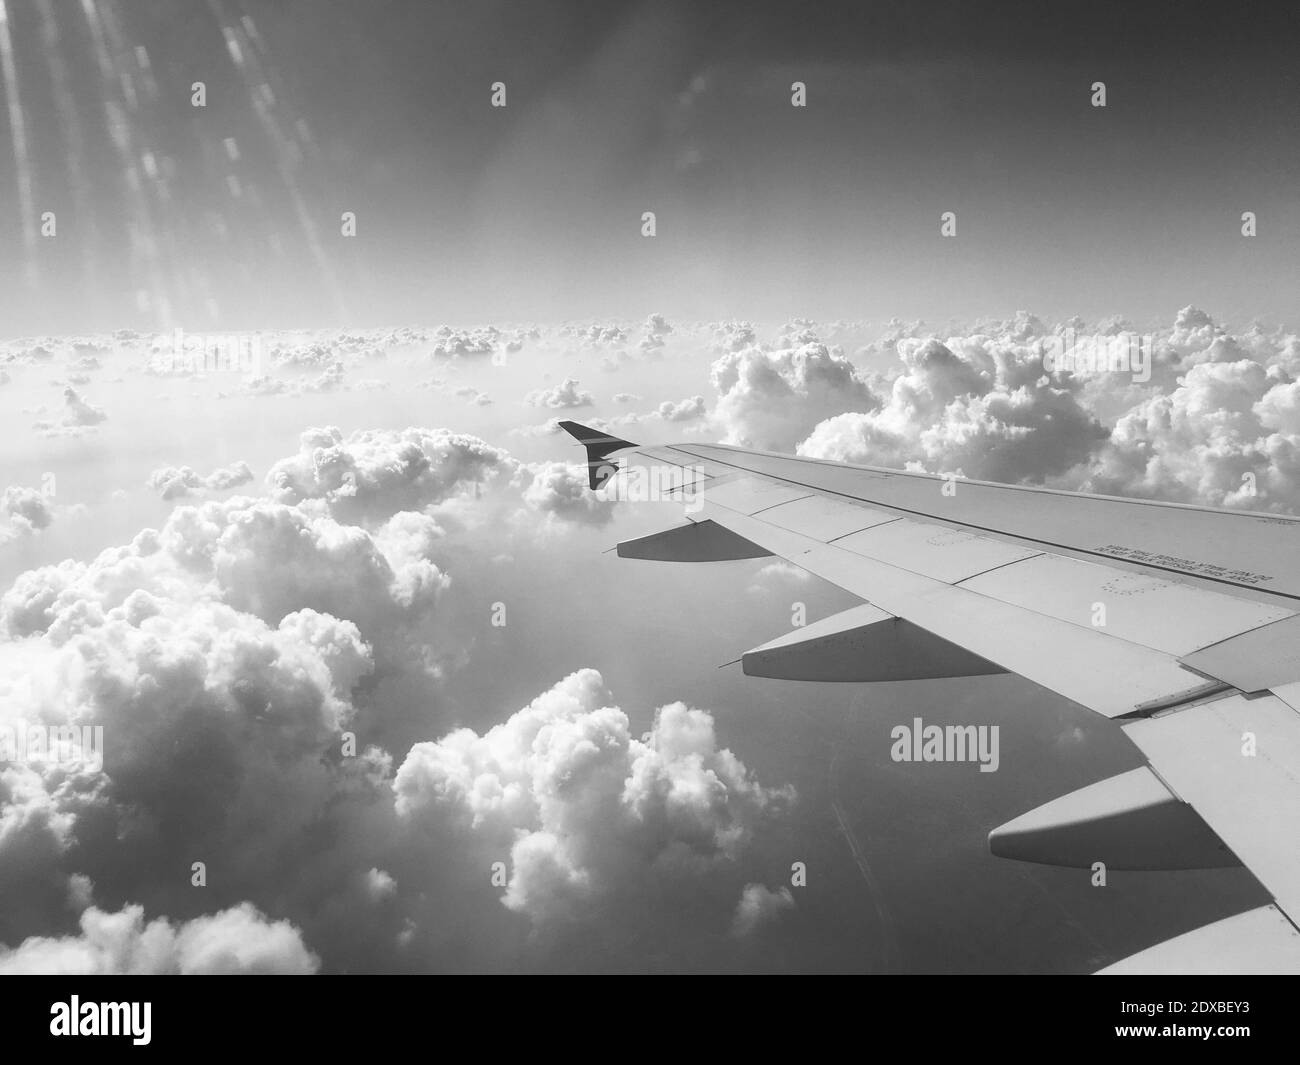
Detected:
left=1123, top=693, right=1300, bottom=920
left=1097, top=904, right=1300, bottom=975
left=1179, top=614, right=1300, bottom=692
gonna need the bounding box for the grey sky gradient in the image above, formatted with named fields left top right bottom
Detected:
left=0, top=0, right=1297, bottom=334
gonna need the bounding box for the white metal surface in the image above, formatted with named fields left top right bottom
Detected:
left=1124, top=693, right=1300, bottom=920
left=1097, top=905, right=1300, bottom=975
left=834, top=519, right=1041, bottom=584
left=700, top=475, right=813, bottom=515
left=757, top=493, right=900, bottom=541
left=960, top=553, right=1292, bottom=656
left=700, top=501, right=1218, bottom=718
left=1179, top=615, right=1300, bottom=692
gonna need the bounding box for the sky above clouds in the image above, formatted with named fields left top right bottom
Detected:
left=0, top=1, right=1296, bottom=975
left=0, top=0, right=1297, bottom=334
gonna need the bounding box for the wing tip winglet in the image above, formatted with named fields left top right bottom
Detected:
left=557, top=421, right=638, bottom=490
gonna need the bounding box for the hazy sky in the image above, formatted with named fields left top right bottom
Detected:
left=0, top=0, right=1297, bottom=335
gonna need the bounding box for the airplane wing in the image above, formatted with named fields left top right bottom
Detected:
left=560, top=421, right=1300, bottom=974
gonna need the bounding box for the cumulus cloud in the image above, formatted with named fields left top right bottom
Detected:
left=730, top=883, right=795, bottom=938
left=61, top=388, right=108, bottom=426
left=798, top=326, right=1106, bottom=483
left=561, top=323, right=628, bottom=349
left=221, top=362, right=347, bottom=398
left=0, top=902, right=319, bottom=975
left=1069, top=351, right=1300, bottom=507
left=393, top=669, right=794, bottom=927
left=33, top=388, right=108, bottom=436
left=1, top=486, right=55, bottom=542
left=427, top=325, right=517, bottom=360
left=0, top=410, right=729, bottom=971
left=0, top=475, right=458, bottom=957
left=364, top=868, right=397, bottom=902
left=511, top=418, right=567, bottom=439
left=656, top=396, right=706, bottom=422
left=266, top=426, right=511, bottom=524
left=262, top=424, right=626, bottom=537
left=708, top=321, right=758, bottom=354
left=516, top=462, right=617, bottom=528
left=147, top=462, right=255, bottom=500
left=711, top=337, right=877, bottom=451
left=783, top=307, right=1300, bottom=509
left=638, top=313, right=674, bottom=352
left=453, top=386, right=493, bottom=406
left=525, top=378, right=595, bottom=410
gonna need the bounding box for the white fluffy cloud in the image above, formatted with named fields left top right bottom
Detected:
left=427, top=325, right=528, bottom=360
left=561, top=323, right=628, bottom=349
left=711, top=337, right=877, bottom=451
left=266, top=426, right=511, bottom=524
left=33, top=387, right=108, bottom=437
left=799, top=333, right=1107, bottom=483
left=0, top=902, right=319, bottom=975
left=656, top=396, right=706, bottom=422
left=638, top=313, right=674, bottom=352
left=0, top=475, right=455, bottom=959
left=1070, top=352, right=1300, bottom=508
left=147, top=462, right=254, bottom=500
left=785, top=308, right=1300, bottom=508
left=730, top=882, right=795, bottom=938
left=61, top=387, right=108, bottom=427
left=393, top=669, right=794, bottom=927
left=516, top=462, right=617, bottom=528
left=525, top=378, right=595, bottom=410
left=1, top=486, right=55, bottom=543
left=0, top=408, right=792, bottom=970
